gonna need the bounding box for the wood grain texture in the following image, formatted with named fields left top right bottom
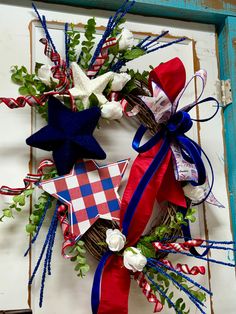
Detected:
left=218, top=16, right=236, bottom=245
left=37, top=0, right=236, bottom=25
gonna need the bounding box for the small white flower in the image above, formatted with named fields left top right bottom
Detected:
left=37, top=64, right=59, bottom=86
left=123, top=247, right=147, bottom=272
left=111, top=73, right=131, bottom=91
left=106, top=229, right=126, bottom=252
left=117, top=28, right=135, bottom=51
left=101, top=101, right=123, bottom=120
left=183, top=183, right=206, bottom=202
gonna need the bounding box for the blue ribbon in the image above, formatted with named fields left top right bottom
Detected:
left=91, top=251, right=112, bottom=314
left=91, top=97, right=219, bottom=312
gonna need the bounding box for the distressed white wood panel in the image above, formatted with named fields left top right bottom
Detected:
left=0, top=2, right=32, bottom=310
left=31, top=21, right=201, bottom=314
left=0, top=0, right=235, bottom=313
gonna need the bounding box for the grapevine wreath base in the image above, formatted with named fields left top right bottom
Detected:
left=0, top=2, right=236, bottom=314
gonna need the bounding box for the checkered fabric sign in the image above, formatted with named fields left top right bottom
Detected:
left=39, top=159, right=129, bottom=240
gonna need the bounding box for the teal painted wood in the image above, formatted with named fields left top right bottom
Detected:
left=38, top=0, right=236, bottom=25
left=218, top=16, right=236, bottom=243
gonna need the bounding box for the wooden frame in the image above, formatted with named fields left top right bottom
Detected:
left=38, top=0, right=236, bottom=242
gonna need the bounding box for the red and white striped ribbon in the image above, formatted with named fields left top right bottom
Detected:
left=0, top=94, right=46, bottom=109
left=87, top=37, right=117, bottom=78
left=0, top=159, right=54, bottom=195
left=160, top=259, right=205, bottom=275
left=153, top=239, right=204, bottom=252
left=57, top=205, right=76, bottom=259
left=134, top=272, right=163, bottom=312
left=40, top=38, right=71, bottom=94
left=0, top=38, right=72, bottom=109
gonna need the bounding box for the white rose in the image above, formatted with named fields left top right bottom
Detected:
left=123, top=247, right=147, bottom=272
left=111, top=73, right=131, bottom=91
left=183, top=183, right=206, bottom=202
left=38, top=64, right=59, bottom=86
left=101, top=101, right=123, bottom=120
left=106, top=229, right=126, bottom=252
left=117, top=28, right=135, bottom=51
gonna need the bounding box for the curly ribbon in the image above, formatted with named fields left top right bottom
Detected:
left=134, top=272, right=163, bottom=312
left=153, top=239, right=204, bottom=252
left=0, top=38, right=73, bottom=109
left=57, top=205, right=76, bottom=258
left=159, top=259, right=205, bottom=275
left=0, top=159, right=54, bottom=195
left=87, top=37, right=117, bottom=78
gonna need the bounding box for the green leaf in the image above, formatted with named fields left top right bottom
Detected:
left=76, top=256, right=87, bottom=264
left=175, top=298, right=184, bottom=308
left=80, top=264, right=90, bottom=274
left=123, top=82, right=137, bottom=94
left=77, top=240, right=85, bottom=246
left=2, top=209, right=13, bottom=218
left=13, top=194, right=25, bottom=206
left=24, top=188, right=34, bottom=197
left=26, top=223, right=36, bottom=234
left=124, top=47, right=145, bottom=60
left=15, top=207, right=22, bottom=212
left=137, top=242, right=156, bottom=258
left=76, top=246, right=86, bottom=254
left=18, top=86, right=29, bottom=95
left=88, top=93, right=99, bottom=108
left=34, top=62, right=44, bottom=75
left=176, top=212, right=184, bottom=224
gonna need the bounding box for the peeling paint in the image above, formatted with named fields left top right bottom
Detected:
left=201, top=0, right=235, bottom=11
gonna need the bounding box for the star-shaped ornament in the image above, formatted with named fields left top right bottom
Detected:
left=26, top=96, right=106, bottom=175
left=39, top=159, right=129, bottom=240
left=69, top=62, right=115, bottom=108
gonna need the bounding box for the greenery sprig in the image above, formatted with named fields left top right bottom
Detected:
left=66, top=23, right=80, bottom=63
left=0, top=188, right=34, bottom=222
left=70, top=240, right=90, bottom=277
left=11, top=65, right=54, bottom=120
left=136, top=208, right=204, bottom=314
left=79, top=18, right=96, bottom=70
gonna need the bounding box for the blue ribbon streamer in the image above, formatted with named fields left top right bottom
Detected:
left=92, top=78, right=220, bottom=313
left=91, top=251, right=112, bottom=314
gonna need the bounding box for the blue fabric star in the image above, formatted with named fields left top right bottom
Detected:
left=26, top=96, right=106, bottom=175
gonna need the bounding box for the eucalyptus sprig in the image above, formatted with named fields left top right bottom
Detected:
left=26, top=168, right=58, bottom=234
left=26, top=191, right=54, bottom=234
left=11, top=65, right=54, bottom=121
left=11, top=65, right=50, bottom=96
left=136, top=208, right=203, bottom=314
left=66, top=23, right=80, bottom=62
left=79, top=18, right=96, bottom=70
left=70, top=240, right=90, bottom=277
left=148, top=268, right=206, bottom=314
left=138, top=208, right=197, bottom=246
left=0, top=188, right=34, bottom=222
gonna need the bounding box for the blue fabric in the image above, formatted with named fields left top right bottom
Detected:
left=26, top=96, right=106, bottom=175
left=123, top=109, right=208, bottom=236
left=91, top=251, right=112, bottom=314
left=123, top=137, right=170, bottom=236
left=92, top=98, right=219, bottom=311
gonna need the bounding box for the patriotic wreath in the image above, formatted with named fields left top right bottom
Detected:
left=0, top=2, right=235, bottom=314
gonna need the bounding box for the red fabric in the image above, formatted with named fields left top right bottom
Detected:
left=120, top=141, right=186, bottom=247
left=98, top=58, right=187, bottom=314
left=98, top=255, right=131, bottom=314
left=149, top=57, right=186, bottom=102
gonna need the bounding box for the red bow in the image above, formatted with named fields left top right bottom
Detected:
left=96, top=58, right=187, bottom=314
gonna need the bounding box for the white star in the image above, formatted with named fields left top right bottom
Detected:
left=69, top=62, right=115, bottom=109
